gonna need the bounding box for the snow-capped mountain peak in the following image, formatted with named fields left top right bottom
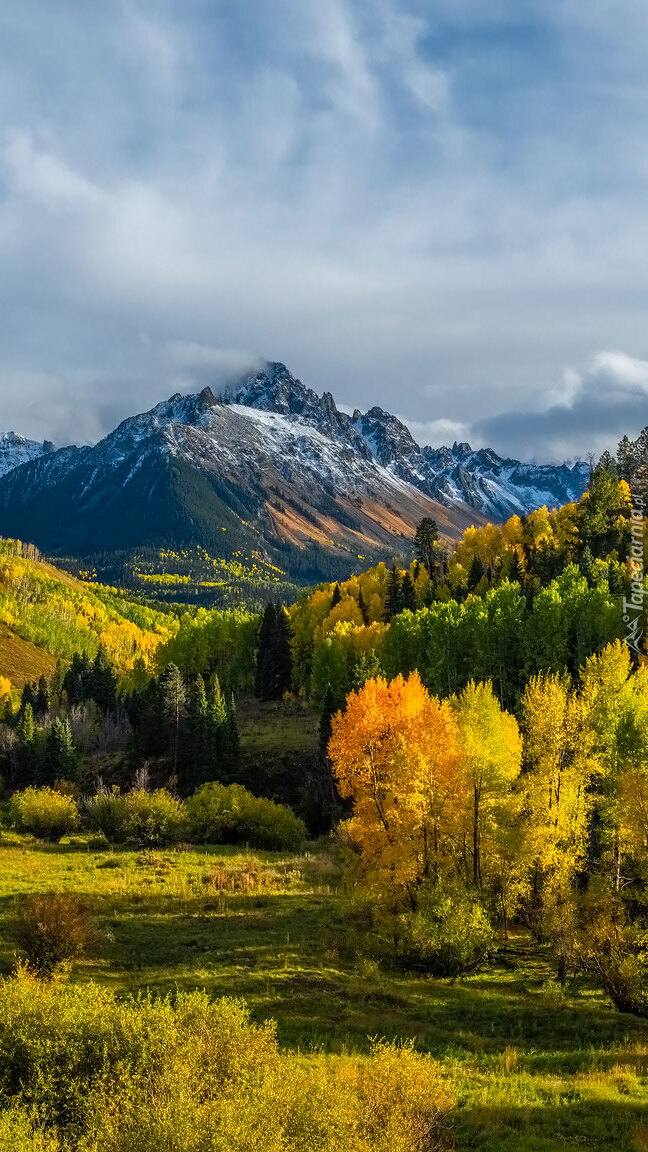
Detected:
left=0, top=432, right=55, bottom=479
left=218, top=362, right=589, bottom=519
left=0, top=360, right=590, bottom=575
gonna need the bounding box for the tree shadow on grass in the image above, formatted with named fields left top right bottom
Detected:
left=454, top=1096, right=648, bottom=1152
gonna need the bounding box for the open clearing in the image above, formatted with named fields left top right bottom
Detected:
left=2, top=836, right=648, bottom=1151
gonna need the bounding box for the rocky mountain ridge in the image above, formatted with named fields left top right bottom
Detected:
left=0, top=361, right=589, bottom=579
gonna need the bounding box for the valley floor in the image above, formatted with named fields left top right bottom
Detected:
left=1, top=836, right=648, bottom=1151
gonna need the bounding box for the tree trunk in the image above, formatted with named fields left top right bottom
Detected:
left=473, top=786, right=481, bottom=888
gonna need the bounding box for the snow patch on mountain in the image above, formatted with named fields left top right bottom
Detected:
left=0, top=432, right=55, bottom=478
left=225, top=362, right=589, bottom=518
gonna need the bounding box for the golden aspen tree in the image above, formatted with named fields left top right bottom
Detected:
left=580, top=641, right=648, bottom=888
left=520, top=672, right=594, bottom=912
left=328, top=672, right=460, bottom=906
left=450, top=681, right=522, bottom=889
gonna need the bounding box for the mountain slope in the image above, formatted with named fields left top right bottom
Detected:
left=0, top=382, right=482, bottom=580
left=0, top=540, right=175, bottom=675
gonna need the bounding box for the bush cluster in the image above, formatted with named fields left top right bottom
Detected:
left=186, top=782, right=306, bottom=850
left=86, top=788, right=185, bottom=848
left=9, top=783, right=304, bottom=853
left=9, top=787, right=79, bottom=842
left=0, top=971, right=454, bottom=1152
left=399, top=882, right=496, bottom=977
left=12, top=893, right=96, bottom=979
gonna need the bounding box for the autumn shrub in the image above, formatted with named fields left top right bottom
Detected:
left=0, top=971, right=455, bottom=1150
left=85, top=787, right=130, bottom=842
left=125, top=789, right=186, bottom=847
left=0, top=1109, right=61, bottom=1152
left=557, top=885, right=648, bottom=1016
left=12, top=893, right=97, bottom=979
left=9, top=787, right=79, bottom=842
left=186, top=782, right=306, bottom=850
left=398, top=881, right=496, bottom=976
left=82, top=1038, right=454, bottom=1152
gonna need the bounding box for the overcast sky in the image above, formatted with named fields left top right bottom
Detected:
left=2, top=1, right=648, bottom=461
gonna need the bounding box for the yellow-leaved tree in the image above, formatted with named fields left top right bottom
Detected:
left=520, top=672, right=594, bottom=922
left=328, top=672, right=460, bottom=907
left=581, top=641, right=648, bottom=887
left=450, top=681, right=522, bottom=892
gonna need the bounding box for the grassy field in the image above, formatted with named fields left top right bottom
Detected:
left=2, top=835, right=648, bottom=1150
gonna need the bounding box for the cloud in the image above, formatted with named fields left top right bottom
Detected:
left=474, top=351, right=648, bottom=461
left=1, top=1, right=648, bottom=454
left=404, top=417, right=471, bottom=446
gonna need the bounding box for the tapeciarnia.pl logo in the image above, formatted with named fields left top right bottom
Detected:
left=623, top=493, right=646, bottom=654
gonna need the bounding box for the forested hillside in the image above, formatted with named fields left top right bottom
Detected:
left=0, top=539, right=176, bottom=687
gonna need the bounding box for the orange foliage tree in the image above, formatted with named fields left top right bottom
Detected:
left=328, top=672, right=461, bottom=907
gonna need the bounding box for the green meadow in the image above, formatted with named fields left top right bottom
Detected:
left=2, top=835, right=648, bottom=1152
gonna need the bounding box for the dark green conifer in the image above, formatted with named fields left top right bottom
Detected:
left=224, top=693, right=240, bottom=770
left=183, top=674, right=209, bottom=792
left=271, top=607, right=293, bottom=698
left=401, top=570, right=416, bottom=612
left=45, top=717, right=78, bottom=784
left=357, top=587, right=369, bottom=625
left=34, top=675, right=49, bottom=719
left=63, top=653, right=91, bottom=705
left=90, top=648, right=117, bottom=713
left=414, top=517, right=439, bottom=577
left=158, top=663, right=186, bottom=776
left=467, top=555, right=486, bottom=591
left=255, top=603, right=277, bottom=699
left=384, top=563, right=403, bottom=620
left=15, top=702, right=36, bottom=786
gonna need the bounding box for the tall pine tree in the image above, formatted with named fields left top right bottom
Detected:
left=255, top=604, right=277, bottom=700
left=183, top=675, right=209, bottom=793
left=45, top=718, right=78, bottom=784
left=90, top=648, right=117, bottom=713
left=357, top=587, right=369, bottom=625
left=34, top=675, right=49, bottom=719
left=384, top=564, right=403, bottom=620
left=401, top=570, right=416, bottom=612
left=159, top=663, right=186, bottom=777
left=255, top=604, right=292, bottom=700
left=15, top=703, right=36, bottom=786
